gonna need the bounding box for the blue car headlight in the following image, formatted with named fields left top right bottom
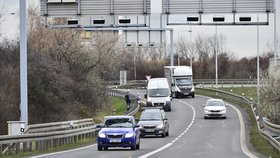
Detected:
left=125, top=133, right=134, bottom=138
left=98, top=132, right=106, bottom=138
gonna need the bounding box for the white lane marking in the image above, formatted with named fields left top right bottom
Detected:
left=29, top=144, right=97, bottom=158
left=200, top=95, right=257, bottom=158
left=138, top=143, right=173, bottom=158
left=138, top=99, right=195, bottom=158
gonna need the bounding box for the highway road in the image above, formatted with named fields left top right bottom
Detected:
left=30, top=90, right=258, bottom=158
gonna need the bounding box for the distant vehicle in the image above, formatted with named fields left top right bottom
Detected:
left=203, top=99, right=227, bottom=119
left=137, top=108, right=169, bottom=137
left=96, top=115, right=141, bottom=150
left=144, top=78, right=172, bottom=111
left=164, top=66, right=195, bottom=98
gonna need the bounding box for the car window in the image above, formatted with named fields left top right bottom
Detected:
left=206, top=100, right=224, bottom=106
left=104, top=118, right=133, bottom=128
left=140, top=112, right=163, bottom=121
left=148, top=89, right=169, bottom=97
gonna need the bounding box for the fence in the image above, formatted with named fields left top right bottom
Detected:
left=0, top=89, right=141, bottom=156
left=197, top=87, right=280, bottom=152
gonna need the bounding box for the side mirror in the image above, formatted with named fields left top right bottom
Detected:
left=203, top=104, right=206, bottom=107
left=134, top=124, right=140, bottom=128
left=225, top=104, right=228, bottom=107
left=96, top=124, right=104, bottom=128
left=135, top=118, right=139, bottom=122
left=164, top=118, right=168, bottom=121
left=171, top=83, right=175, bottom=86
left=144, top=94, right=147, bottom=98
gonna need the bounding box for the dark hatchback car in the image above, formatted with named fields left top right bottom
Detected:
left=137, top=108, right=169, bottom=137
left=96, top=115, right=141, bottom=150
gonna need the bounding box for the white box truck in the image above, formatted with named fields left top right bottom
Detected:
left=144, top=78, right=172, bottom=111
left=164, top=66, right=195, bottom=98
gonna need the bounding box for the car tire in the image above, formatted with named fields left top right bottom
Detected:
left=204, top=116, right=207, bottom=119
left=224, top=116, right=227, bottom=119
left=131, top=144, right=136, bottom=150
left=166, top=130, right=169, bottom=136
left=136, top=141, right=140, bottom=150
left=192, top=94, right=195, bottom=98
left=161, top=133, right=166, bottom=137
left=97, top=146, right=102, bottom=151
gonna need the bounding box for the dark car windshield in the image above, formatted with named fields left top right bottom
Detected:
left=206, top=100, right=224, bottom=107
left=104, top=118, right=133, bottom=128
left=175, top=78, right=192, bottom=86
left=140, top=112, right=163, bottom=121
left=148, top=89, right=169, bottom=97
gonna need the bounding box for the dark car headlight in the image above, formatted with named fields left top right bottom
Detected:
left=156, top=124, right=164, bottom=129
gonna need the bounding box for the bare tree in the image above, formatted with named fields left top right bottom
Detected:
left=260, top=68, right=280, bottom=124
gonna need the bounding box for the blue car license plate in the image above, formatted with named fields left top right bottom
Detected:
left=109, top=139, right=121, bottom=143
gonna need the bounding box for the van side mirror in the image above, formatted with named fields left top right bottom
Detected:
left=171, top=83, right=175, bottom=86
left=144, top=94, right=147, bottom=98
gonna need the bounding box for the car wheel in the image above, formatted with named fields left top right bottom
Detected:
left=97, top=146, right=102, bottom=151
left=192, top=94, right=195, bottom=98
left=204, top=116, right=207, bottom=119
left=136, top=141, right=140, bottom=150
left=224, top=116, right=227, bottom=119
left=161, top=133, right=166, bottom=137
left=131, top=144, right=136, bottom=150
left=166, top=130, right=169, bottom=136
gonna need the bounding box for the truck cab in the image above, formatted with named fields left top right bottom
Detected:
left=164, top=66, right=195, bottom=98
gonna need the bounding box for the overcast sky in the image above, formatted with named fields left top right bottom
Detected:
left=0, top=0, right=279, bottom=59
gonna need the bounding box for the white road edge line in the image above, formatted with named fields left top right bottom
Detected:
left=199, top=95, right=257, bottom=158
left=228, top=104, right=258, bottom=158
left=138, top=143, right=173, bottom=158
left=29, top=144, right=97, bottom=158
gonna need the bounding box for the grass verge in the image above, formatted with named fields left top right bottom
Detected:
left=196, top=88, right=280, bottom=158
left=2, top=96, right=127, bottom=158
left=2, top=138, right=96, bottom=158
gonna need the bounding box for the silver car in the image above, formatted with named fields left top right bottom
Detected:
left=203, top=99, right=227, bottom=119
left=137, top=108, right=169, bottom=137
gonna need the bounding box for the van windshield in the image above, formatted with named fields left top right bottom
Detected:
left=148, top=89, right=169, bottom=97
left=175, top=78, right=192, bottom=86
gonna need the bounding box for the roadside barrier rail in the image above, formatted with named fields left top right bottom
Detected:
left=0, top=89, right=141, bottom=156
left=197, top=87, right=280, bottom=152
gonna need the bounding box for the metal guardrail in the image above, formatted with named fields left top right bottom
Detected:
left=107, top=79, right=258, bottom=87
left=0, top=89, right=141, bottom=156
left=197, top=87, right=280, bottom=152
left=0, top=119, right=97, bottom=155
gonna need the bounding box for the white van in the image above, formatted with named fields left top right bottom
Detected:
left=144, top=78, right=172, bottom=111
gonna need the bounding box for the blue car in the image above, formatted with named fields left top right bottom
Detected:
left=96, top=115, right=141, bottom=150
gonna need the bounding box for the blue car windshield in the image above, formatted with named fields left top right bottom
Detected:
left=104, top=118, right=133, bottom=128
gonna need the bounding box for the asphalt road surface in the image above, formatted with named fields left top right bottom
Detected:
left=30, top=90, right=256, bottom=158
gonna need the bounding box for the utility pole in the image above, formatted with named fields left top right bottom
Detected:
left=20, top=0, right=28, bottom=127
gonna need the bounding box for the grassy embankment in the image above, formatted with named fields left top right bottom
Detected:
left=197, top=87, right=280, bottom=158
left=2, top=96, right=128, bottom=158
